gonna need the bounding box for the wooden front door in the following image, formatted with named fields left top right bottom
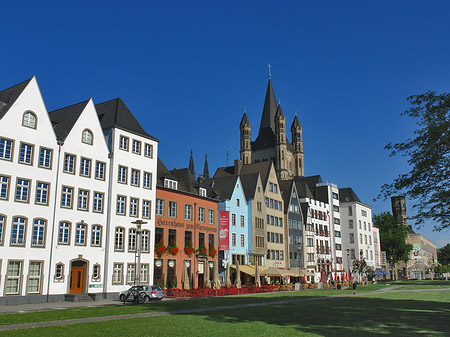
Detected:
left=70, top=265, right=85, bottom=294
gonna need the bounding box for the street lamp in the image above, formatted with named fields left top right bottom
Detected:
left=346, top=249, right=351, bottom=281
left=131, top=220, right=147, bottom=288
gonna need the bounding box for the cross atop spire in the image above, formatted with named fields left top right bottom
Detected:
left=267, top=63, right=272, bottom=79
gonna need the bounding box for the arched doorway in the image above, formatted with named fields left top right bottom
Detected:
left=69, top=260, right=87, bottom=294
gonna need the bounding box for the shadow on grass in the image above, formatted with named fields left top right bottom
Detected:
left=183, top=295, right=450, bottom=336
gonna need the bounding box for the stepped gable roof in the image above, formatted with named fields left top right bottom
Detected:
left=240, top=112, right=251, bottom=128
left=95, top=98, right=158, bottom=142
left=291, top=115, right=302, bottom=131
left=293, top=179, right=314, bottom=200
left=339, top=187, right=361, bottom=203
left=48, top=100, right=90, bottom=141
left=169, top=168, right=199, bottom=194
left=201, top=176, right=239, bottom=201
left=0, top=78, right=33, bottom=119
left=279, top=179, right=294, bottom=212
left=239, top=173, right=260, bottom=200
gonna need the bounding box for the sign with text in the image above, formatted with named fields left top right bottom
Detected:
left=219, top=211, right=229, bottom=251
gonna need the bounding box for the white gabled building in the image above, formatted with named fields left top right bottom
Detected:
left=0, top=77, right=158, bottom=304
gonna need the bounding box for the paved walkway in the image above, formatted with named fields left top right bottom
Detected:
left=1, top=287, right=449, bottom=332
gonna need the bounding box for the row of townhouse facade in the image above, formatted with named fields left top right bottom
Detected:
left=0, top=77, right=158, bottom=304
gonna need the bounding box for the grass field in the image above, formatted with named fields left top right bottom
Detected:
left=1, top=281, right=449, bottom=336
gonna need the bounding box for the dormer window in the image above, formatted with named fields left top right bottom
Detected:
left=199, top=188, right=206, bottom=197
left=22, top=111, right=37, bottom=129
left=82, top=129, right=93, bottom=145
left=164, top=179, right=177, bottom=190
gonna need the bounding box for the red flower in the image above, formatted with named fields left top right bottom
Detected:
left=208, top=246, right=217, bottom=258
left=184, top=241, right=194, bottom=256
left=155, top=240, right=167, bottom=258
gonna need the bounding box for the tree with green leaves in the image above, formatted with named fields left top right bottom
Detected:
left=379, top=91, right=450, bottom=231
left=373, top=212, right=413, bottom=279
left=437, top=243, right=450, bottom=265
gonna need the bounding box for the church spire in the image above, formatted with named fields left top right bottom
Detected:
left=203, top=154, right=209, bottom=179
left=189, top=149, right=195, bottom=176
left=258, top=78, right=277, bottom=134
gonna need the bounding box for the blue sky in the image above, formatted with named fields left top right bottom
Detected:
left=2, top=1, right=450, bottom=247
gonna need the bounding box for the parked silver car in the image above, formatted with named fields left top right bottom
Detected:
left=119, top=285, right=164, bottom=303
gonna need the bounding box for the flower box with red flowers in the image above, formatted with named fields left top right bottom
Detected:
left=155, top=240, right=167, bottom=258
left=184, top=241, right=194, bottom=256
left=167, top=241, right=179, bottom=256
left=208, top=246, right=217, bottom=258
left=196, top=245, right=207, bottom=256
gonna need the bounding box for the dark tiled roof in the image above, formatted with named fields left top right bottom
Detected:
left=339, top=187, right=361, bottom=203
left=95, top=98, right=158, bottom=142
left=169, top=168, right=199, bottom=194
left=294, top=180, right=314, bottom=200
left=48, top=100, right=90, bottom=141
left=252, top=127, right=276, bottom=151
left=0, top=78, right=33, bottom=120
left=279, top=179, right=293, bottom=212
left=156, top=157, right=178, bottom=184
left=214, top=162, right=273, bottom=188
left=240, top=112, right=251, bottom=127
left=201, top=176, right=239, bottom=201
left=239, top=173, right=260, bottom=200
left=294, top=175, right=323, bottom=191
left=291, top=115, right=302, bottom=131
left=315, top=185, right=329, bottom=204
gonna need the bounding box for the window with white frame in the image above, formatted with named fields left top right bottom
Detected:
left=142, top=230, right=150, bottom=252
left=55, top=263, right=64, bottom=280
left=132, top=140, right=141, bottom=154
left=130, top=198, right=139, bottom=217
left=198, top=207, right=205, bottom=222
left=115, top=227, right=125, bottom=251
left=95, top=161, right=105, bottom=180
left=6, top=261, right=22, bottom=294
left=164, top=179, right=177, bottom=189
left=199, top=188, right=206, bottom=197
left=231, top=213, right=236, bottom=226
left=91, top=224, right=102, bottom=247
left=35, top=182, right=49, bottom=205
left=144, top=143, right=153, bottom=158
left=240, top=215, right=244, bottom=227
left=140, top=264, right=149, bottom=283
left=22, top=111, right=37, bottom=128
left=64, top=153, right=75, bottom=173
left=131, top=169, right=140, bottom=187
left=38, top=147, right=52, bottom=169
left=93, top=192, right=104, bottom=213
left=0, top=175, right=9, bottom=200
left=15, top=178, right=30, bottom=202
left=19, top=143, right=33, bottom=165
left=142, top=200, right=151, bottom=219
left=58, top=221, right=70, bottom=245
left=61, top=186, right=73, bottom=208
left=80, top=157, right=91, bottom=177
left=0, top=214, right=5, bottom=245
left=232, top=233, right=236, bottom=246
left=92, top=264, right=101, bottom=280
left=27, top=261, right=42, bottom=294
left=31, top=219, right=46, bottom=247
left=129, top=229, right=137, bottom=252
left=82, top=129, right=93, bottom=145
left=184, top=204, right=192, bottom=220
left=11, top=216, right=26, bottom=246
left=0, top=138, right=13, bottom=161
left=113, top=263, right=123, bottom=284
left=118, top=166, right=127, bottom=184
left=168, top=201, right=177, bottom=218
left=208, top=209, right=215, bottom=224
left=127, top=263, right=135, bottom=284
left=143, top=172, right=152, bottom=189
left=78, top=189, right=89, bottom=211
left=240, top=234, right=244, bottom=247
left=119, top=136, right=129, bottom=151
left=117, top=195, right=126, bottom=215
left=75, top=222, right=87, bottom=246
left=156, top=199, right=164, bottom=216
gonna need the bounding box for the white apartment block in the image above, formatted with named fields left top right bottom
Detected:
left=0, top=77, right=158, bottom=304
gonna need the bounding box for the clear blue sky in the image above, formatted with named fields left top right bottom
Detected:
left=3, top=1, right=450, bottom=247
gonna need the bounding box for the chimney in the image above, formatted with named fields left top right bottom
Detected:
left=234, top=159, right=243, bottom=175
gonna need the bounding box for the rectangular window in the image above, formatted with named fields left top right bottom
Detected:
left=349, top=220, right=353, bottom=228
left=0, top=138, right=13, bottom=161
left=91, top=225, right=102, bottom=247
left=142, top=230, right=150, bottom=252
left=6, top=261, right=22, bottom=294
left=0, top=214, right=5, bottom=245
left=11, top=217, right=26, bottom=246
left=156, top=199, right=164, bottom=216
left=198, top=232, right=205, bottom=247
left=236, top=198, right=240, bottom=206
left=93, top=192, right=104, bottom=213
left=232, top=233, right=236, bottom=246
left=143, top=172, right=152, bottom=189
left=113, top=263, right=124, bottom=284
left=32, top=219, right=46, bottom=247
left=39, top=147, right=52, bottom=169
left=168, top=229, right=176, bottom=245
left=79, top=157, right=91, bottom=177
left=184, top=204, right=192, bottom=220
left=19, top=142, right=34, bottom=165
left=140, top=264, right=149, bottom=283
left=115, top=227, right=124, bottom=251
left=119, top=136, right=129, bottom=151
left=208, top=233, right=214, bottom=247
left=208, top=209, right=215, bottom=224
left=332, top=192, right=339, bottom=200
left=240, top=215, right=244, bottom=227
left=348, top=206, right=353, bottom=216
left=131, top=169, right=140, bottom=187
left=95, top=161, right=105, bottom=180
left=15, top=178, right=30, bottom=203
left=240, top=234, right=244, bottom=247
left=144, top=143, right=153, bottom=158
left=93, top=265, right=101, bottom=280
left=155, top=227, right=164, bottom=244
left=78, top=189, right=89, bottom=211
left=35, top=182, right=49, bottom=205
left=142, top=200, right=151, bottom=219
left=64, top=154, right=76, bottom=174
left=361, top=210, right=367, bottom=217
left=117, top=195, right=126, bottom=215
left=75, top=222, right=87, bottom=246
left=349, top=233, right=354, bottom=244
left=61, top=186, right=73, bottom=208
left=169, top=201, right=177, bottom=218
left=27, top=261, right=42, bottom=294
left=132, top=140, right=141, bottom=154
left=127, top=263, right=136, bottom=284
left=0, top=175, right=10, bottom=200
left=118, top=166, right=128, bottom=184
left=129, top=229, right=137, bottom=252
left=232, top=214, right=236, bottom=226
left=198, top=207, right=205, bottom=222
left=130, top=198, right=139, bottom=217
left=58, top=221, right=70, bottom=245
left=185, top=230, right=192, bottom=246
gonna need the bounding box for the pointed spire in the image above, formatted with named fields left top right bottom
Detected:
left=275, top=104, right=285, bottom=120
left=291, top=115, right=302, bottom=131
left=189, top=149, right=195, bottom=175
left=203, top=154, right=209, bottom=179
left=258, top=78, right=277, bottom=133
left=240, top=109, right=251, bottom=127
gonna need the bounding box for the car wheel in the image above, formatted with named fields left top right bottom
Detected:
left=119, top=294, right=126, bottom=302
left=138, top=292, right=146, bottom=304
left=145, top=296, right=150, bottom=303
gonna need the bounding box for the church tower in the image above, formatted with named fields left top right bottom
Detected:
left=275, top=104, right=289, bottom=179
left=291, top=115, right=304, bottom=177
left=240, top=110, right=252, bottom=164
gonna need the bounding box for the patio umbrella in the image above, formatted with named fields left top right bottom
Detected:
left=235, top=261, right=242, bottom=289
left=255, top=263, right=261, bottom=287
left=204, top=260, right=211, bottom=288
left=321, top=271, right=325, bottom=284
left=225, top=261, right=231, bottom=287
left=182, top=261, right=190, bottom=290
left=213, top=260, right=221, bottom=289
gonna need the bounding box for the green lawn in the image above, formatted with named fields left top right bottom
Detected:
left=1, top=283, right=449, bottom=336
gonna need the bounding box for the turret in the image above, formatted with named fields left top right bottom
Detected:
left=291, top=115, right=304, bottom=177
left=240, top=110, right=252, bottom=164
left=275, top=104, right=288, bottom=179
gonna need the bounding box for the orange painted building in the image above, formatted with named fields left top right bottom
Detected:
left=154, top=185, right=219, bottom=289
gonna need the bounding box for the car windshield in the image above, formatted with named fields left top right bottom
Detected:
left=152, top=286, right=162, bottom=291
